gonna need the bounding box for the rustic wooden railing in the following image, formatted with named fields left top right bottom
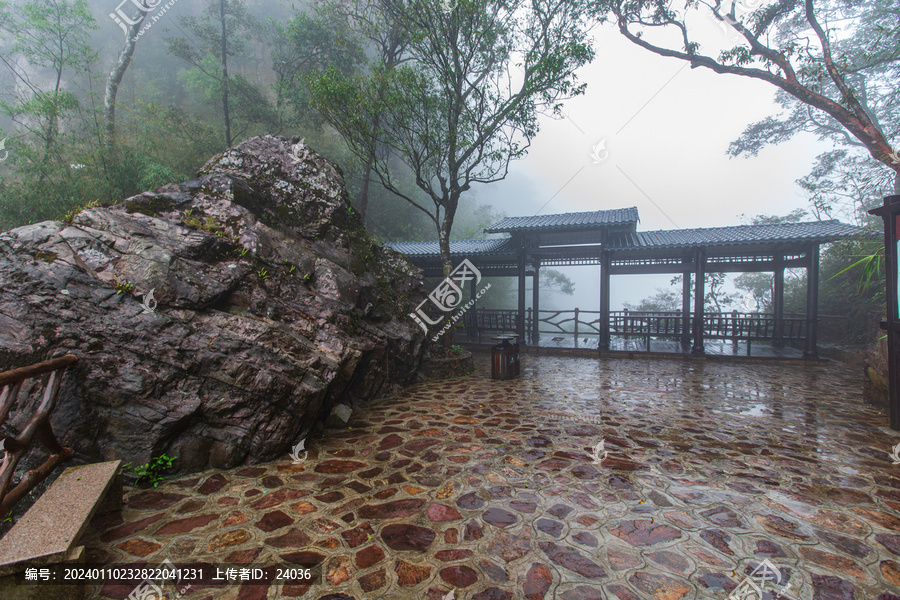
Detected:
left=463, top=308, right=809, bottom=349
left=0, top=355, right=77, bottom=516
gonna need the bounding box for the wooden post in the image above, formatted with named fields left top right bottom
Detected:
left=532, top=261, right=540, bottom=346
left=692, top=248, right=706, bottom=354
left=804, top=244, right=819, bottom=359
left=681, top=260, right=691, bottom=350
left=731, top=309, right=739, bottom=354
left=868, top=195, right=900, bottom=430
left=574, top=307, right=580, bottom=348
left=600, top=250, right=611, bottom=351
left=773, top=253, right=784, bottom=348
left=517, top=252, right=526, bottom=346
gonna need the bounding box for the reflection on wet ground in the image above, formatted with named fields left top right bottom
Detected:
left=85, top=355, right=900, bottom=599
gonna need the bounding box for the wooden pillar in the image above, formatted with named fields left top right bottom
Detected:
left=772, top=253, right=784, bottom=348
left=804, top=244, right=819, bottom=359
left=532, top=261, right=540, bottom=346
left=600, top=250, right=611, bottom=351
left=681, top=258, right=691, bottom=350
left=692, top=248, right=706, bottom=354
left=517, top=253, right=526, bottom=346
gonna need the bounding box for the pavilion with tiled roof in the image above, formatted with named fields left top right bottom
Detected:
left=389, top=208, right=871, bottom=358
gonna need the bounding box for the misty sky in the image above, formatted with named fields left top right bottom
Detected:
left=469, top=20, right=830, bottom=311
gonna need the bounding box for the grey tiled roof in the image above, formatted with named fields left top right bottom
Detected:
left=608, top=220, right=871, bottom=251
left=387, top=238, right=517, bottom=258
left=484, top=207, right=639, bottom=233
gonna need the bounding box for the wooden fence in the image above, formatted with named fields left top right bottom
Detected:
left=0, top=355, right=77, bottom=515
left=463, top=308, right=808, bottom=348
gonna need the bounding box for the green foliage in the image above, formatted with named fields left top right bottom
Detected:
left=308, top=0, right=595, bottom=272
left=123, top=454, right=178, bottom=488
left=623, top=288, right=680, bottom=312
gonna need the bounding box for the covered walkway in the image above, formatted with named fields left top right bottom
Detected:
left=390, top=208, right=869, bottom=359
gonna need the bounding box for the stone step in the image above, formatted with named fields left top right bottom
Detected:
left=0, top=460, right=122, bottom=577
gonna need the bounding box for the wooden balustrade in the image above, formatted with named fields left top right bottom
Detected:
left=464, top=308, right=809, bottom=349
left=0, top=355, right=78, bottom=515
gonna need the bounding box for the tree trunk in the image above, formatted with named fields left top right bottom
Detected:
left=437, top=213, right=455, bottom=350
left=357, top=152, right=373, bottom=224
left=104, top=13, right=146, bottom=147
left=219, top=0, right=232, bottom=148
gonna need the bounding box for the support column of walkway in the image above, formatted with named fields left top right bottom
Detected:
left=532, top=260, right=540, bottom=346
left=692, top=248, right=706, bottom=354
left=600, top=250, right=611, bottom=351
left=681, top=258, right=691, bottom=350
left=804, top=244, right=820, bottom=359
left=773, top=253, right=784, bottom=348
left=518, top=252, right=527, bottom=345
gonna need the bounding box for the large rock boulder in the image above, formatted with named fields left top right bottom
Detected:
left=0, top=135, right=426, bottom=472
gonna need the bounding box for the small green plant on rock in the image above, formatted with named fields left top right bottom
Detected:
left=450, top=345, right=463, bottom=355
left=123, top=454, right=177, bottom=487
left=115, top=280, right=135, bottom=295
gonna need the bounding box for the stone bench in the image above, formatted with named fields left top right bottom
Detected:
left=0, top=460, right=122, bottom=599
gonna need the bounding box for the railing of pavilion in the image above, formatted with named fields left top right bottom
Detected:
left=463, top=308, right=809, bottom=349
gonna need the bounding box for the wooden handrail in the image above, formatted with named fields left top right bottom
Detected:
left=0, top=355, right=78, bottom=515
left=0, top=355, right=78, bottom=388
left=466, top=308, right=812, bottom=346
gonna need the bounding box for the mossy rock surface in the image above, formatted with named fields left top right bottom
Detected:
left=420, top=351, right=475, bottom=380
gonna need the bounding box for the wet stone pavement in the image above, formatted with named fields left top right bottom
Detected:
left=83, top=355, right=900, bottom=599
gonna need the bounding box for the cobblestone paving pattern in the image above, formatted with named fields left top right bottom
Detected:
left=83, top=355, right=900, bottom=599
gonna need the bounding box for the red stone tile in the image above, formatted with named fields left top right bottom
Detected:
left=198, top=473, right=228, bottom=495
left=427, top=502, right=462, bottom=522
left=100, top=513, right=165, bottom=542
left=154, top=513, right=218, bottom=535
left=255, top=510, right=293, bottom=532
left=538, top=541, right=606, bottom=578
left=262, top=527, right=311, bottom=549
left=358, top=498, right=425, bottom=519
left=127, top=491, right=187, bottom=510
left=115, top=538, right=161, bottom=557
left=356, top=544, right=385, bottom=568
left=395, top=560, right=431, bottom=586
left=381, top=523, right=435, bottom=551
left=440, top=564, right=478, bottom=587
left=523, top=563, right=552, bottom=599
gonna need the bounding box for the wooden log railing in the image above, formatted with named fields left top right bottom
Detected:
left=0, top=355, right=78, bottom=516
left=464, top=308, right=810, bottom=349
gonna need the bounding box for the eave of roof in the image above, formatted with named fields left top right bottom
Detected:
left=386, top=238, right=517, bottom=258
left=484, top=207, right=639, bottom=233
left=607, top=220, right=872, bottom=251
